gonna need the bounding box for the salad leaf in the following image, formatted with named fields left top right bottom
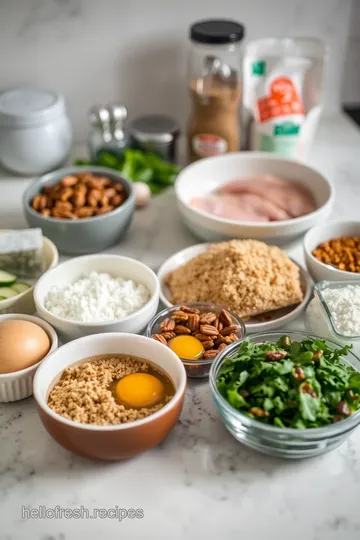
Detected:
left=74, top=148, right=181, bottom=195
left=216, top=336, right=360, bottom=429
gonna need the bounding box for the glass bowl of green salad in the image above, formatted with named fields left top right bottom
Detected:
left=209, top=332, right=360, bottom=459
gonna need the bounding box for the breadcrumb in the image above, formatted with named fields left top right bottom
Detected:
left=165, top=240, right=303, bottom=318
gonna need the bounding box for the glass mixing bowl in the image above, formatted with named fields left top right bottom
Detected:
left=147, top=302, right=246, bottom=379
left=209, top=331, right=360, bottom=459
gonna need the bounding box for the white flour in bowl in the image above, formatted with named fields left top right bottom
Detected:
left=45, top=271, right=150, bottom=322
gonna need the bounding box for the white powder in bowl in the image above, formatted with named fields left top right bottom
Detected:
left=321, top=285, right=360, bottom=337
left=45, top=271, right=151, bottom=322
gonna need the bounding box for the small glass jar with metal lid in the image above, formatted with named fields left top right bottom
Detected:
left=128, top=114, right=180, bottom=163
left=88, top=104, right=129, bottom=161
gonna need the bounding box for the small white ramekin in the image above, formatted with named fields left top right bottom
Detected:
left=0, top=313, right=58, bottom=402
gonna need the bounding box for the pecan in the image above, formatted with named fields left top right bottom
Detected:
left=32, top=194, right=47, bottom=211
left=203, top=349, right=218, bottom=359
left=202, top=340, right=214, bottom=350
left=103, top=187, right=117, bottom=199
left=221, top=335, right=236, bottom=345
left=55, top=200, right=73, bottom=212
left=43, top=185, right=54, bottom=195
left=300, top=382, right=317, bottom=398
left=100, top=194, right=109, bottom=207
left=180, top=305, right=200, bottom=314
left=52, top=209, right=77, bottom=219
left=75, top=206, right=94, bottom=218
left=200, top=324, right=219, bottom=337
left=249, top=407, right=269, bottom=418
left=171, top=311, right=188, bottom=323
left=337, top=401, right=351, bottom=416
left=312, top=350, right=323, bottom=361
left=151, top=334, right=167, bottom=345
left=40, top=209, right=51, bottom=216
left=87, top=189, right=102, bottom=207
left=61, top=175, right=78, bottom=187
left=220, top=325, right=241, bottom=336
left=193, top=332, right=212, bottom=342
left=160, top=318, right=176, bottom=332
left=213, top=318, right=223, bottom=332
left=174, top=325, right=191, bottom=335
left=199, top=312, right=217, bottom=325
left=161, top=331, right=176, bottom=340
left=293, top=367, right=305, bottom=382
left=265, top=350, right=287, bottom=361
left=87, top=178, right=106, bottom=190
left=114, top=182, right=125, bottom=192
left=111, top=194, right=125, bottom=207
left=59, top=187, right=74, bottom=202
left=96, top=205, right=114, bottom=215
left=217, top=343, right=227, bottom=352
left=187, top=313, right=200, bottom=332
left=219, top=309, right=232, bottom=327
left=72, top=191, right=86, bottom=208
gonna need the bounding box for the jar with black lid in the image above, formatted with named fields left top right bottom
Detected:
left=187, top=19, right=245, bottom=163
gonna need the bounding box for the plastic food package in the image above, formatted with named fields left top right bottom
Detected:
left=0, top=228, right=44, bottom=278
left=243, top=38, right=325, bottom=161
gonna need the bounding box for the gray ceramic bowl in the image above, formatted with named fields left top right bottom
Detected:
left=23, top=166, right=135, bottom=254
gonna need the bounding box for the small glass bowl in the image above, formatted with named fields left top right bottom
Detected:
left=209, top=331, right=360, bottom=459
left=305, top=280, right=360, bottom=357
left=146, top=302, right=246, bottom=379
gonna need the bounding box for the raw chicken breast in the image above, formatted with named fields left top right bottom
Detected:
left=191, top=193, right=291, bottom=221
left=218, top=175, right=316, bottom=218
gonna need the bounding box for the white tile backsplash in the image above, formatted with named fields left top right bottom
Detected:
left=0, top=0, right=354, bottom=141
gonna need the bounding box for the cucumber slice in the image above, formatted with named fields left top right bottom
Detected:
left=0, top=287, right=18, bottom=299
left=11, top=282, right=31, bottom=294
left=0, top=270, right=17, bottom=287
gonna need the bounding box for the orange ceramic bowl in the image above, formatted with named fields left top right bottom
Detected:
left=33, top=333, right=186, bottom=461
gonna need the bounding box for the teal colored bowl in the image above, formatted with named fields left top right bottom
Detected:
left=23, top=166, right=135, bottom=255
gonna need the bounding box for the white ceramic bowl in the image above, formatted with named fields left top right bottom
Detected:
left=0, top=233, right=59, bottom=315
left=157, top=243, right=312, bottom=333
left=175, top=152, right=334, bottom=244
left=33, top=333, right=186, bottom=460
left=33, top=254, right=160, bottom=342
left=0, top=313, right=58, bottom=402
left=304, top=221, right=360, bottom=282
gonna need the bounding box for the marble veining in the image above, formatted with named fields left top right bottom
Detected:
left=1, top=113, right=360, bottom=539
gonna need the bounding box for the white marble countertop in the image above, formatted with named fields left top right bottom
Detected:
left=1, top=112, right=360, bottom=540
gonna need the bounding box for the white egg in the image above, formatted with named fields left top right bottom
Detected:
left=134, top=182, right=151, bottom=208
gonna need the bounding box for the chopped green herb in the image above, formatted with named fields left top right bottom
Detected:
left=217, top=336, right=360, bottom=428
left=75, top=149, right=181, bottom=195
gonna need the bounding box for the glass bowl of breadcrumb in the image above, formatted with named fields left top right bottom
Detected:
left=147, top=302, right=246, bottom=379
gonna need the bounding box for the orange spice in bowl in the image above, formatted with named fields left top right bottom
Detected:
left=312, top=236, right=360, bottom=273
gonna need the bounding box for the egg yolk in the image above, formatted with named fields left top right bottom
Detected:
left=169, top=335, right=204, bottom=360
left=115, top=373, right=165, bottom=408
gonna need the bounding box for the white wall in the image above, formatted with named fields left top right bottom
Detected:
left=342, top=0, right=360, bottom=104
left=0, top=0, right=353, bottom=141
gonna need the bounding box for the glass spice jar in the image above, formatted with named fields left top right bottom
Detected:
left=187, top=19, right=245, bottom=163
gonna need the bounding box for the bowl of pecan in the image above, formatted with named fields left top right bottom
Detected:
left=147, top=302, right=246, bottom=379
left=23, top=166, right=135, bottom=254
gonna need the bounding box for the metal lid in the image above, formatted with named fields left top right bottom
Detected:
left=190, top=19, right=245, bottom=45
left=129, top=114, right=180, bottom=144
left=0, top=88, right=66, bottom=127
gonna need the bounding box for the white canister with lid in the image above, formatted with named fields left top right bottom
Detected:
left=0, top=88, right=72, bottom=175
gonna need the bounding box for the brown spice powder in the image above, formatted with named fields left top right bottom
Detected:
left=165, top=240, right=303, bottom=319
left=48, top=356, right=170, bottom=426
